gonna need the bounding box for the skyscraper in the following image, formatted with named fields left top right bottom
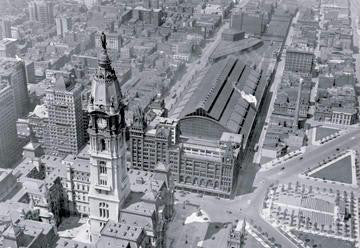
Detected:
left=28, top=1, right=37, bottom=22
left=0, top=19, right=12, bottom=40
left=88, top=33, right=130, bottom=240
left=0, top=57, right=29, bottom=118
left=0, top=38, right=17, bottom=58
left=28, top=0, right=54, bottom=25
left=0, top=81, right=19, bottom=168
left=45, top=74, right=85, bottom=157
left=55, top=16, right=72, bottom=37
left=83, top=0, right=99, bottom=9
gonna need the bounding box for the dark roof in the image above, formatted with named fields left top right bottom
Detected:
left=178, top=56, right=264, bottom=134
left=241, top=74, right=268, bottom=145
left=210, top=38, right=262, bottom=61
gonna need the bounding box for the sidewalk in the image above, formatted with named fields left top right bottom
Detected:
left=166, top=22, right=229, bottom=114
left=254, top=12, right=300, bottom=164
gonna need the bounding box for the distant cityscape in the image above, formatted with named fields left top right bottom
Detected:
left=0, top=0, right=359, bottom=247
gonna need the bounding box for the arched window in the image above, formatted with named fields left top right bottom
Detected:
left=99, top=161, right=107, bottom=174
left=100, top=139, right=106, bottom=151
left=99, top=178, right=107, bottom=186
left=99, top=202, right=109, bottom=218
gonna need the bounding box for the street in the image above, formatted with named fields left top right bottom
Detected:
left=167, top=22, right=229, bottom=115
left=253, top=11, right=299, bottom=164
left=171, top=127, right=360, bottom=248
left=166, top=0, right=252, bottom=115
left=165, top=1, right=360, bottom=247
left=349, top=0, right=360, bottom=84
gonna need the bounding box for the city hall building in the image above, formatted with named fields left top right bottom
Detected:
left=130, top=56, right=269, bottom=198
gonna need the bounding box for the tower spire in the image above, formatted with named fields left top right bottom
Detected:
left=89, top=31, right=122, bottom=115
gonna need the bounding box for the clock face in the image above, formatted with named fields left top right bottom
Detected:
left=97, top=118, right=107, bottom=129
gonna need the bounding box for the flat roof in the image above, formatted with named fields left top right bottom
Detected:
left=0, top=57, right=22, bottom=76
left=220, top=132, right=243, bottom=144
left=56, top=238, right=94, bottom=248
left=222, top=28, right=244, bottom=35
left=101, top=220, right=143, bottom=242
left=0, top=38, right=17, bottom=46
left=63, top=154, right=90, bottom=173
left=286, top=47, right=315, bottom=55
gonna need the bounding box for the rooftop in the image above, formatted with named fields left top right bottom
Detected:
left=220, top=132, right=243, bottom=145
left=0, top=81, right=10, bottom=92
left=287, top=47, right=315, bottom=55
left=63, top=154, right=90, bottom=174
left=0, top=38, right=17, bottom=46
left=0, top=169, right=13, bottom=182
left=127, top=169, right=165, bottom=200
left=0, top=57, right=22, bottom=76
left=30, top=104, right=48, bottom=119
left=100, top=220, right=143, bottom=242
left=177, top=56, right=261, bottom=134
left=119, top=209, right=155, bottom=232
left=56, top=238, right=94, bottom=248
left=210, top=38, right=263, bottom=60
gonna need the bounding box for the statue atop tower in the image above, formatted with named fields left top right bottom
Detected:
left=100, top=32, right=107, bottom=50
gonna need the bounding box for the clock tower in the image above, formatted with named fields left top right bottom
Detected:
left=88, top=32, right=130, bottom=241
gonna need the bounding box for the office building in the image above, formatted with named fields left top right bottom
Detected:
left=0, top=38, right=17, bottom=58
left=0, top=82, right=18, bottom=168
left=11, top=26, right=21, bottom=40
left=130, top=115, right=243, bottom=198
left=230, top=11, right=266, bottom=36
left=62, top=151, right=91, bottom=216
left=0, top=57, right=29, bottom=118
left=130, top=56, right=269, bottom=197
left=285, top=48, right=315, bottom=74
left=1, top=219, right=57, bottom=248
left=55, top=238, right=97, bottom=248
left=18, top=104, right=49, bottom=153
left=24, top=60, right=35, bottom=85
left=0, top=19, right=12, bottom=40
left=96, top=220, right=150, bottom=247
left=221, top=29, right=245, bottom=41
left=56, top=16, right=72, bottom=37
left=28, top=0, right=54, bottom=25
left=330, top=108, right=357, bottom=125
left=83, top=0, right=99, bottom=9
left=44, top=74, right=85, bottom=157
left=133, top=7, right=164, bottom=27
left=28, top=1, right=37, bottom=21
